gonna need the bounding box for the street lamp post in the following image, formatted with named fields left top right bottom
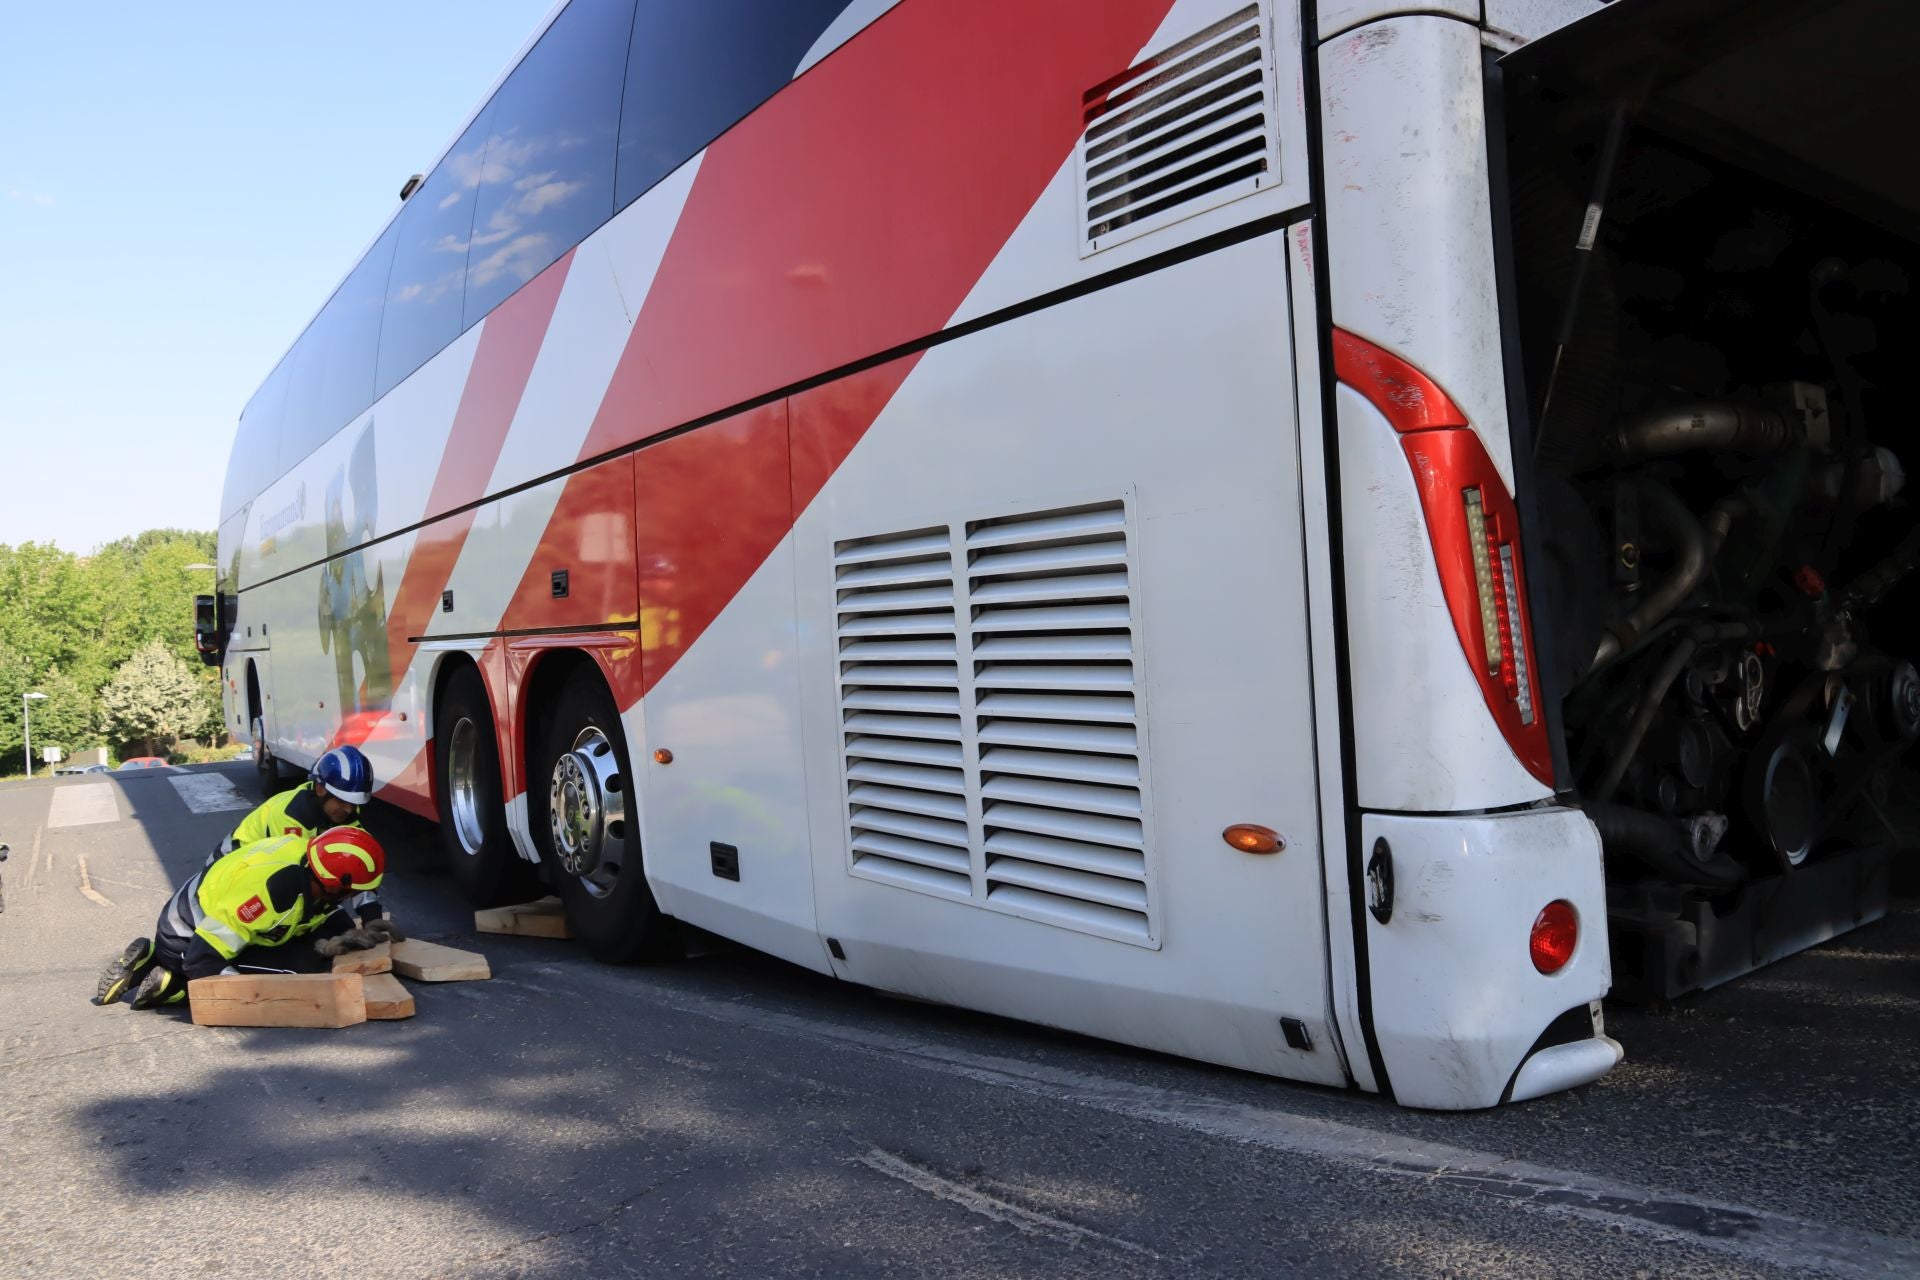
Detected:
left=23, top=691, right=48, bottom=778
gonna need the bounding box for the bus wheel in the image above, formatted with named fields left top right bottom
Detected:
left=251, top=715, right=284, bottom=796
left=536, top=669, right=676, bottom=963
left=435, top=664, right=535, bottom=906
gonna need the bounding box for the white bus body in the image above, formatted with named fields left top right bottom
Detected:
left=208, top=0, right=1920, bottom=1109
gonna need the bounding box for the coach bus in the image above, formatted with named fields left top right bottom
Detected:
left=200, top=0, right=1920, bottom=1108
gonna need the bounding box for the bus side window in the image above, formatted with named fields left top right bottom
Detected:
left=615, top=0, right=854, bottom=212
left=461, top=0, right=633, bottom=326
left=376, top=115, right=491, bottom=400
left=223, top=358, right=290, bottom=525
left=282, top=225, right=396, bottom=473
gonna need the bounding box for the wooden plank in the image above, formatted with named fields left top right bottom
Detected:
left=390, top=938, right=491, bottom=982
left=188, top=973, right=366, bottom=1028
left=330, top=940, right=392, bottom=975
left=361, top=972, right=416, bottom=1020
left=474, top=896, right=572, bottom=939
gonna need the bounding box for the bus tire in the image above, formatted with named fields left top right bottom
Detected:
left=434, top=664, right=536, bottom=907
left=251, top=715, right=285, bottom=796
left=534, top=668, right=677, bottom=964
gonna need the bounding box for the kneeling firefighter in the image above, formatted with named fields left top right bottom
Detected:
left=94, top=827, right=401, bottom=1010
left=213, top=745, right=386, bottom=929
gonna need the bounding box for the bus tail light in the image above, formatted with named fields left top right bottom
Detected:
left=1530, top=900, right=1578, bottom=973
left=1333, top=329, right=1553, bottom=786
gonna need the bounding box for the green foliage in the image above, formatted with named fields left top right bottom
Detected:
left=98, top=640, right=217, bottom=758
left=0, top=530, right=220, bottom=774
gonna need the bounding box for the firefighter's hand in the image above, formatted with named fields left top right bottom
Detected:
left=315, top=927, right=379, bottom=956
left=364, top=918, right=406, bottom=943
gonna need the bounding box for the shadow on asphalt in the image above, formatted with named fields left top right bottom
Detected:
left=62, top=762, right=1920, bottom=1253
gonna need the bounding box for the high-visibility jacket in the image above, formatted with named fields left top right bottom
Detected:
left=215, top=783, right=380, bottom=923
left=219, top=782, right=358, bottom=853
left=158, top=833, right=345, bottom=978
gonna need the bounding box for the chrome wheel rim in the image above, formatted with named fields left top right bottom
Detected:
left=548, top=726, right=626, bottom=896
left=448, top=716, right=486, bottom=856
left=251, top=717, right=269, bottom=773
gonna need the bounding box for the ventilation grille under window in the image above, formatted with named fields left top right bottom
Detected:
left=833, top=500, right=1156, bottom=947
left=1078, top=3, right=1278, bottom=255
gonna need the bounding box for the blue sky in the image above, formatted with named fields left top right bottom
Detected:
left=0, top=2, right=552, bottom=552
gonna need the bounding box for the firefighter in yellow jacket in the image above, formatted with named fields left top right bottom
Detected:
left=94, top=827, right=395, bottom=1010
left=211, top=744, right=387, bottom=929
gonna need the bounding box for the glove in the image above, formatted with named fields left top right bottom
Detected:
left=364, top=918, right=406, bottom=943
left=314, top=927, right=379, bottom=956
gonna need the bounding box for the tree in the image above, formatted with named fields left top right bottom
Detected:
left=0, top=529, right=220, bottom=773
left=98, top=640, right=216, bottom=758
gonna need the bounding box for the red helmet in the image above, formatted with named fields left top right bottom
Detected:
left=308, top=826, right=384, bottom=893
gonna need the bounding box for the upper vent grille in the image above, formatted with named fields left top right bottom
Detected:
left=1077, top=3, right=1277, bottom=254
left=833, top=499, right=1157, bottom=947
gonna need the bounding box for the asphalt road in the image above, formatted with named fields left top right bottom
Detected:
left=2, top=763, right=1915, bottom=1279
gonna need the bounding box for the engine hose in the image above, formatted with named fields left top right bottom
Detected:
left=1592, top=621, right=1751, bottom=806
left=1841, top=525, right=1920, bottom=609
left=1584, top=803, right=1743, bottom=890
left=1604, top=403, right=1797, bottom=462
left=1592, top=481, right=1710, bottom=667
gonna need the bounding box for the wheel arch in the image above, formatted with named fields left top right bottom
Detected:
left=517, top=647, right=622, bottom=792
left=244, top=660, right=262, bottom=727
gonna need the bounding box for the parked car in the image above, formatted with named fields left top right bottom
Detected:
left=116, top=757, right=170, bottom=772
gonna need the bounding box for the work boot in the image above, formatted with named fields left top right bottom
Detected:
left=93, top=937, right=154, bottom=1006
left=128, top=966, right=183, bottom=1010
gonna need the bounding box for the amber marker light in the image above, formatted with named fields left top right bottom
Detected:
left=653, top=748, right=674, bottom=765
left=1223, top=824, right=1283, bottom=854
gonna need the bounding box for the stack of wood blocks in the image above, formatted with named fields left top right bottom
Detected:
left=186, top=935, right=491, bottom=1028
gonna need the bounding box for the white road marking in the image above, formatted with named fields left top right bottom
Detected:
left=167, top=772, right=252, bottom=815
left=76, top=856, right=112, bottom=907
left=46, top=783, right=118, bottom=828
left=855, top=1148, right=1156, bottom=1257
left=624, top=984, right=1920, bottom=1280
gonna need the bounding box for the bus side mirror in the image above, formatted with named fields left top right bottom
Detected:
left=193, top=594, right=223, bottom=666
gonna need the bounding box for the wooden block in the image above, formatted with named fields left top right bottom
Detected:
left=331, top=940, right=392, bottom=975
left=390, top=938, right=491, bottom=982
left=361, top=972, right=416, bottom=1020
left=188, top=973, right=366, bottom=1029
left=474, top=896, right=571, bottom=939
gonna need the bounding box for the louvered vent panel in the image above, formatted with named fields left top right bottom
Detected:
left=835, top=528, right=971, bottom=899
left=834, top=499, right=1156, bottom=946
left=1078, top=3, right=1277, bottom=254
left=968, top=502, right=1153, bottom=945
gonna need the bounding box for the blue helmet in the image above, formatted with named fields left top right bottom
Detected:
left=311, top=745, right=373, bottom=806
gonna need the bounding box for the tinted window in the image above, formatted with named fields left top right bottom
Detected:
left=222, top=357, right=290, bottom=520
left=462, top=0, right=633, bottom=324
left=281, top=226, right=397, bottom=471
left=616, top=0, right=852, bottom=211
left=376, top=120, right=490, bottom=399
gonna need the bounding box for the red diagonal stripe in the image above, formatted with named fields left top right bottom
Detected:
left=578, top=0, right=1174, bottom=462
left=378, top=250, right=575, bottom=689
left=565, top=0, right=1174, bottom=703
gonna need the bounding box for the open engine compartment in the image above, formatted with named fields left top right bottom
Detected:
left=1498, top=0, right=1920, bottom=999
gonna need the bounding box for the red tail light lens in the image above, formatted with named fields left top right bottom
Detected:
left=1530, top=900, right=1578, bottom=974
left=1332, top=329, right=1553, bottom=786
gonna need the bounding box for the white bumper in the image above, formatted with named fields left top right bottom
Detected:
left=1361, top=806, right=1617, bottom=1109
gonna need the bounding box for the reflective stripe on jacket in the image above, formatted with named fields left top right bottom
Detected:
left=190, top=833, right=339, bottom=961
left=216, top=784, right=380, bottom=922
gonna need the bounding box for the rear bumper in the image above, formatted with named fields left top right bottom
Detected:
left=1360, top=806, right=1617, bottom=1109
